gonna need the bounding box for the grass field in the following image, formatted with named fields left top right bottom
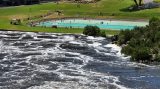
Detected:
left=0, top=0, right=159, bottom=35
left=155, top=0, right=160, bottom=2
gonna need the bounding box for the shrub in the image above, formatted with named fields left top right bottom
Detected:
left=155, top=31, right=160, bottom=41
left=155, top=54, right=160, bottom=62
left=100, top=30, right=106, bottom=37
left=149, top=17, right=160, bottom=27
left=83, top=25, right=100, bottom=36
left=132, top=48, right=152, bottom=62
left=118, top=30, right=133, bottom=45
left=121, top=45, right=134, bottom=55
left=117, top=17, right=160, bottom=63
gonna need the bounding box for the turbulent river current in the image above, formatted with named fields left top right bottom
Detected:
left=0, top=31, right=160, bottom=89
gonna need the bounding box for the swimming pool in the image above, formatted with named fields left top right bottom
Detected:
left=36, top=19, right=148, bottom=30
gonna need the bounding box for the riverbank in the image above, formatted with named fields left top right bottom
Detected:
left=0, top=28, right=120, bottom=35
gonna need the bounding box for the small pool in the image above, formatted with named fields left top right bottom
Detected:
left=36, top=19, right=148, bottom=30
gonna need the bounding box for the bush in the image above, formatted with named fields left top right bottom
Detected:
left=116, top=17, right=160, bottom=63
left=83, top=25, right=100, bottom=36
left=100, top=30, right=106, bottom=37
left=155, top=54, right=160, bottom=62
left=155, top=31, right=160, bottom=41
left=149, top=17, right=160, bottom=27
left=121, top=45, right=134, bottom=55
left=118, top=30, right=133, bottom=45
left=132, top=48, right=152, bottom=62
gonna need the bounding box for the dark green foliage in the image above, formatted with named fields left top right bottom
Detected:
left=149, top=17, right=160, bottom=27
left=83, top=26, right=106, bottom=37
left=100, top=30, right=106, bottom=37
left=83, top=26, right=101, bottom=37
left=155, top=31, right=160, bottom=41
left=0, top=0, right=40, bottom=6
left=111, top=35, right=118, bottom=42
left=118, top=30, right=133, bottom=45
left=121, top=45, right=134, bottom=55
left=155, top=54, right=160, bottom=62
left=117, top=17, right=160, bottom=63
left=131, top=48, right=152, bottom=62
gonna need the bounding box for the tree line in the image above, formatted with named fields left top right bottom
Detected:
left=0, top=0, right=39, bottom=6
left=0, top=0, right=56, bottom=6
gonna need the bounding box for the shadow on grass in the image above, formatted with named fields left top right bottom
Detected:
left=119, top=6, right=140, bottom=12
left=120, top=3, right=160, bottom=12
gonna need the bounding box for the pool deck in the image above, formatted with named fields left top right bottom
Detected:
left=33, top=16, right=148, bottom=30
left=34, top=16, right=149, bottom=23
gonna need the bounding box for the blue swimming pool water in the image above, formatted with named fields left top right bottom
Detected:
left=37, top=19, right=148, bottom=30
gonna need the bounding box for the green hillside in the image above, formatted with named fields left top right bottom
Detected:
left=0, top=0, right=159, bottom=34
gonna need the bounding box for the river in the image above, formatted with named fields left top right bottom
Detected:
left=0, top=31, right=160, bottom=89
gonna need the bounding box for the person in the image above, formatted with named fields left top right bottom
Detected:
left=101, top=21, right=103, bottom=24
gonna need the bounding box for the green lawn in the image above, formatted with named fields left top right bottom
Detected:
left=0, top=0, right=160, bottom=35
left=155, top=0, right=160, bottom=2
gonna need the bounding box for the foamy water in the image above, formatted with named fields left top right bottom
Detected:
left=0, top=31, right=160, bottom=89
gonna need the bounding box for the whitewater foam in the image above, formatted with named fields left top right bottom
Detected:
left=0, top=31, right=159, bottom=89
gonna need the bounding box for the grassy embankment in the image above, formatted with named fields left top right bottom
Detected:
left=0, top=0, right=160, bottom=35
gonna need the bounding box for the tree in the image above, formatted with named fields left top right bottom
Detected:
left=133, top=0, right=143, bottom=7
left=117, top=17, right=160, bottom=63
left=132, top=48, right=152, bottom=62
left=83, top=26, right=100, bottom=36
left=139, top=0, right=143, bottom=6
left=118, top=30, right=133, bottom=45
left=0, top=0, right=2, bottom=4
left=133, top=0, right=139, bottom=7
